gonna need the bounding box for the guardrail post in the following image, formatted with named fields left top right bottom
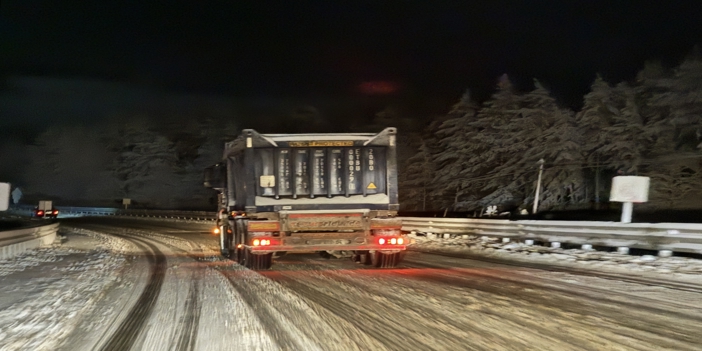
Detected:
left=658, top=250, right=673, bottom=258
left=617, top=247, right=630, bottom=255
left=524, top=240, right=534, bottom=246
left=551, top=242, right=561, bottom=249
left=582, top=244, right=593, bottom=250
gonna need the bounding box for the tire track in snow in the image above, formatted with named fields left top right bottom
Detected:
left=411, top=249, right=702, bottom=293
left=405, top=255, right=702, bottom=320
left=399, top=261, right=701, bottom=351
left=289, top=266, right=596, bottom=351
left=175, top=279, right=201, bottom=351
left=303, top=262, right=636, bottom=351
left=222, top=271, right=305, bottom=351
left=100, top=227, right=206, bottom=351
left=99, top=234, right=167, bottom=351
left=261, top=270, right=433, bottom=351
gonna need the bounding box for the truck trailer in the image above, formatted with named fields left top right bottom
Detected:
left=204, top=128, right=406, bottom=270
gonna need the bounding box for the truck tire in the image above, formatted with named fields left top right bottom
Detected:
left=351, top=250, right=371, bottom=265
left=225, top=226, right=236, bottom=259
left=360, top=252, right=372, bottom=265
left=233, top=219, right=246, bottom=264
left=370, top=251, right=404, bottom=268
left=244, top=249, right=273, bottom=270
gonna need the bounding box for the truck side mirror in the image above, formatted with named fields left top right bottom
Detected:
left=204, top=163, right=227, bottom=188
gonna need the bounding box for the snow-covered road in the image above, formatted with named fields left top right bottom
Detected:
left=1, top=217, right=702, bottom=350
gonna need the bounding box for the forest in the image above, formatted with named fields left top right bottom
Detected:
left=2, top=56, right=701, bottom=212
left=401, top=57, right=702, bottom=213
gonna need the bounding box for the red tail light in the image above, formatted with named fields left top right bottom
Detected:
left=37, top=210, right=44, bottom=216
left=52, top=210, right=59, bottom=215
left=252, top=238, right=277, bottom=246
left=376, top=236, right=405, bottom=246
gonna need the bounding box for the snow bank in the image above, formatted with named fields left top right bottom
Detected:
left=0, top=229, right=128, bottom=351
left=410, top=233, right=702, bottom=282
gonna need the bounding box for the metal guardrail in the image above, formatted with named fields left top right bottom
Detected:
left=8, top=206, right=702, bottom=254
left=54, top=206, right=217, bottom=221
left=0, top=222, right=60, bottom=259
left=9, top=205, right=216, bottom=220
left=401, top=217, right=702, bottom=254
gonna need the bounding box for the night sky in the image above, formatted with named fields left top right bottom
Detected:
left=2, top=0, right=702, bottom=133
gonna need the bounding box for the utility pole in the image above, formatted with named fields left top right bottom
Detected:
left=595, top=155, right=600, bottom=210
left=532, top=159, right=545, bottom=214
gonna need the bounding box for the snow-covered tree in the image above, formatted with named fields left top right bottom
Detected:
left=576, top=77, right=646, bottom=205
left=431, top=90, right=481, bottom=209
left=23, top=125, right=116, bottom=204
left=402, top=140, right=437, bottom=211
left=642, top=57, right=702, bottom=207
left=464, top=75, right=525, bottom=210
left=576, top=76, right=619, bottom=163
left=593, top=83, right=650, bottom=173
left=635, top=61, right=674, bottom=154
left=103, top=118, right=181, bottom=208
left=474, top=80, right=583, bottom=211
left=650, top=57, right=702, bottom=145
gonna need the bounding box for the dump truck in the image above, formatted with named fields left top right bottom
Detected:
left=204, top=128, right=406, bottom=269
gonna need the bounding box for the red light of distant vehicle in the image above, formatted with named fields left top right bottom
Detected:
left=213, top=228, right=220, bottom=234
left=390, top=238, right=397, bottom=245
left=53, top=210, right=59, bottom=215
left=253, top=239, right=260, bottom=246
left=397, top=238, right=404, bottom=245
left=37, top=210, right=44, bottom=216
left=378, top=238, right=386, bottom=245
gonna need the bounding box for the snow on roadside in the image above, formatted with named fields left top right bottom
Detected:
left=410, top=233, right=702, bottom=282
left=0, top=229, right=129, bottom=351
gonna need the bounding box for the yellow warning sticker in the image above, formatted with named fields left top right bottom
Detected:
left=367, top=182, right=377, bottom=189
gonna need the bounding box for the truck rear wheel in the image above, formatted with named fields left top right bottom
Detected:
left=352, top=251, right=372, bottom=265
left=370, top=251, right=404, bottom=268
left=233, top=219, right=246, bottom=264
left=221, top=226, right=231, bottom=257
left=244, top=249, right=273, bottom=270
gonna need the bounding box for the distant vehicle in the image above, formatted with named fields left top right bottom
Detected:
left=33, top=200, right=58, bottom=219
left=204, top=128, right=406, bottom=270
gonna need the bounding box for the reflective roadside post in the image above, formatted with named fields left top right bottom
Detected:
left=610, top=176, right=650, bottom=223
